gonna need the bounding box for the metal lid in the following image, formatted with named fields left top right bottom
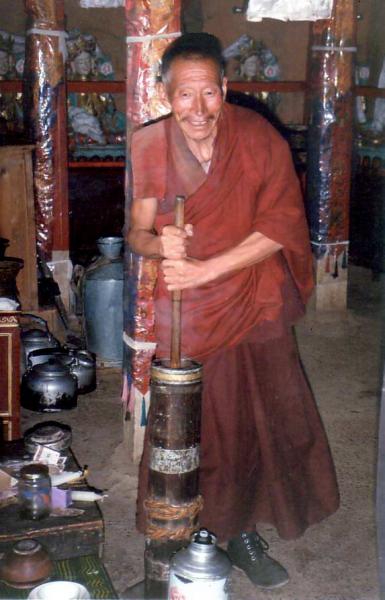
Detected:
left=20, top=464, right=49, bottom=480
left=24, top=423, right=72, bottom=453
left=171, top=528, right=231, bottom=580
left=151, top=358, right=203, bottom=385
left=34, top=359, right=71, bottom=377
left=21, top=328, right=49, bottom=342
left=13, top=540, right=42, bottom=556
left=97, top=236, right=123, bottom=246
left=97, top=236, right=124, bottom=260
left=69, top=349, right=95, bottom=367
left=193, top=529, right=215, bottom=545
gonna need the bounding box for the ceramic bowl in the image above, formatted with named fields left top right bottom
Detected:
left=0, top=539, right=53, bottom=589
left=27, top=580, right=90, bottom=599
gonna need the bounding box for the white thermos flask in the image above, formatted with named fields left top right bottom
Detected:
left=168, top=529, right=232, bottom=600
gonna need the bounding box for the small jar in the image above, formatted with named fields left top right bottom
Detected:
left=18, top=464, right=51, bottom=520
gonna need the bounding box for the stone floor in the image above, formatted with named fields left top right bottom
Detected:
left=21, top=265, right=383, bottom=600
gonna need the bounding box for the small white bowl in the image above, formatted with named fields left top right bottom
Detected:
left=27, top=580, right=90, bottom=600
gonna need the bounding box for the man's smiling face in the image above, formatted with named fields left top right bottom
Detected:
left=164, top=57, right=227, bottom=144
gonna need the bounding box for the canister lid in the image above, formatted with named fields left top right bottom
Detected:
left=193, top=529, right=214, bottom=545
left=13, top=539, right=42, bottom=555
left=24, top=423, right=72, bottom=454
left=20, top=464, right=49, bottom=480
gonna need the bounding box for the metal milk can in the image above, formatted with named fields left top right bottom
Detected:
left=168, top=529, right=232, bottom=600
left=83, top=237, right=123, bottom=364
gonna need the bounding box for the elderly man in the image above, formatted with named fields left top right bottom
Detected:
left=128, top=32, right=339, bottom=590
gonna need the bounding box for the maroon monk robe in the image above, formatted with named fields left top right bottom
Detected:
left=131, top=103, right=339, bottom=541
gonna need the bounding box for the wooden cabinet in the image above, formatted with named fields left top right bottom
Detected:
left=0, top=312, right=20, bottom=441
left=0, top=146, right=38, bottom=311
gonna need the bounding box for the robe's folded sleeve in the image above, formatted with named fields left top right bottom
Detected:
left=131, top=120, right=168, bottom=201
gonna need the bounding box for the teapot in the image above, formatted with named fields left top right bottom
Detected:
left=26, top=347, right=96, bottom=394
left=20, top=314, right=60, bottom=376
left=21, top=358, right=78, bottom=412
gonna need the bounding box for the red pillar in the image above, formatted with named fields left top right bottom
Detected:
left=24, top=0, right=69, bottom=259
left=123, top=0, right=181, bottom=459
left=306, top=0, right=356, bottom=309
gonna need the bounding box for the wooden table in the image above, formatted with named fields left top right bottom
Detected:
left=0, top=554, right=118, bottom=599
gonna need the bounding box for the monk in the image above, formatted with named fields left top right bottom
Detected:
left=128, top=32, right=339, bottom=590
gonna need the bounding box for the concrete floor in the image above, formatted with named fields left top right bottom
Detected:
left=21, top=265, right=382, bottom=600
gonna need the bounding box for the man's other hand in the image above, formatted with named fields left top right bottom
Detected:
left=161, top=256, right=214, bottom=290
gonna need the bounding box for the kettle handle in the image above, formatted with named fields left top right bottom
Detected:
left=19, top=313, right=58, bottom=344
left=27, top=347, right=64, bottom=368
left=19, top=312, right=49, bottom=332
left=67, top=349, right=80, bottom=368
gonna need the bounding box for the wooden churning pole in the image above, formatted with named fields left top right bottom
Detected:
left=170, top=195, right=185, bottom=369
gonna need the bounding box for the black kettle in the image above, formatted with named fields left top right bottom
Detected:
left=26, top=347, right=96, bottom=394
left=21, top=359, right=78, bottom=412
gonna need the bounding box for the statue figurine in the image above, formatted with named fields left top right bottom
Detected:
left=99, top=95, right=125, bottom=144
left=67, top=33, right=107, bottom=121
left=68, top=106, right=106, bottom=145
left=236, top=39, right=281, bottom=114
left=237, top=40, right=280, bottom=82
left=66, top=30, right=125, bottom=156
left=239, top=51, right=262, bottom=81
left=0, top=33, right=23, bottom=136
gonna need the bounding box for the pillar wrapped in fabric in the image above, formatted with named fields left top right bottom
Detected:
left=23, top=0, right=68, bottom=260
left=144, top=359, right=202, bottom=598
left=123, top=0, right=181, bottom=461
left=305, top=0, right=356, bottom=309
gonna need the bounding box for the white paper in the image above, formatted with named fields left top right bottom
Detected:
left=0, top=298, right=19, bottom=310
left=246, top=0, right=332, bottom=22
left=33, top=445, right=62, bottom=466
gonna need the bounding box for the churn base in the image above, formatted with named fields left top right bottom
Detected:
left=125, top=579, right=149, bottom=599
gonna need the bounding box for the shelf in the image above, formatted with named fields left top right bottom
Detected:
left=355, top=86, right=385, bottom=98
left=67, top=80, right=125, bottom=93
left=2, top=79, right=385, bottom=98
left=0, top=80, right=126, bottom=93
left=0, top=80, right=22, bottom=92
left=68, top=161, right=125, bottom=168
left=228, top=80, right=307, bottom=93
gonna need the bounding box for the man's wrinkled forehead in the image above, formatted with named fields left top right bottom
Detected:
left=162, top=56, right=224, bottom=88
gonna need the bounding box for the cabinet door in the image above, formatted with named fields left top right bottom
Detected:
left=0, top=313, right=20, bottom=441
left=0, top=146, right=38, bottom=310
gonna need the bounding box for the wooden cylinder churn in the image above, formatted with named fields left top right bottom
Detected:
left=142, top=196, right=203, bottom=598
left=144, top=359, right=203, bottom=598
